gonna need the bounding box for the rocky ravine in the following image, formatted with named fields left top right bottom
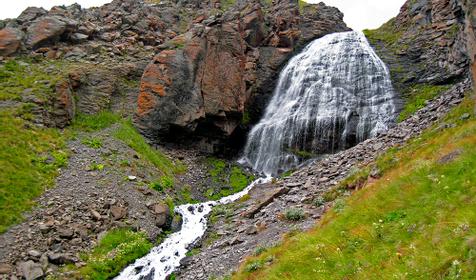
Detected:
left=177, top=80, right=472, bottom=280
left=0, top=123, right=216, bottom=279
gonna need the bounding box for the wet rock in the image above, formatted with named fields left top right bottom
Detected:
left=152, top=203, right=170, bottom=227
left=135, top=1, right=349, bottom=151
left=18, top=261, right=43, bottom=280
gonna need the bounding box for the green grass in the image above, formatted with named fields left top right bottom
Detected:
left=284, top=208, right=306, bottom=221
left=82, top=137, right=103, bottom=149
left=398, top=84, right=451, bottom=122
left=0, top=58, right=72, bottom=233
left=363, top=18, right=404, bottom=50
left=0, top=111, right=68, bottom=233
left=73, top=228, right=153, bottom=280
left=205, top=159, right=255, bottom=200
left=149, top=176, right=174, bottom=192
left=113, top=120, right=185, bottom=176
left=0, top=58, right=69, bottom=101
left=178, top=185, right=198, bottom=204
left=233, top=97, right=476, bottom=280
left=72, top=111, right=122, bottom=132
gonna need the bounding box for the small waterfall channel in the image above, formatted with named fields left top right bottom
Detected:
left=117, top=31, right=397, bottom=279
left=116, top=178, right=271, bottom=280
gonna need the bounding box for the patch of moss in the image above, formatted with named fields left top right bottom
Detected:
left=205, top=158, right=255, bottom=200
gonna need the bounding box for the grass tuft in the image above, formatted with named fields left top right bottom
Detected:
left=72, top=112, right=121, bottom=132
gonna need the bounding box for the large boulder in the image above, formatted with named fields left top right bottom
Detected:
left=135, top=0, right=349, bottom=152
left=25, top=16, right=76, bottom=48
left=0, top=28, right=22, bottom=56
left=17, top=7, right=47, bottom=24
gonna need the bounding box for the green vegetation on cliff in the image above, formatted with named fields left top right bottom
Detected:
left=398, top=84, right=451, bottom=122
left=113, top=120, right=186, bottom=176
left=234, top=97, right=476, bottom=279
left=363, top=18, right=403, bottom=51
left=0, top=111, right=67, bottom=233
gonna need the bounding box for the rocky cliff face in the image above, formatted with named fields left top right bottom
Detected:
left=134, top=0, right=349, bottom=153
left=0, top=0, right=349, bottom=153
left=458, top=0, right=476, bottom=101
left=365, top=0, right=474, bottom=95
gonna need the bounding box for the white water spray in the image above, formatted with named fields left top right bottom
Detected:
left=241, top=31, right=398, bottom=176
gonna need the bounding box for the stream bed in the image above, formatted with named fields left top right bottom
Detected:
left=115, top=177, right=271, bottom=280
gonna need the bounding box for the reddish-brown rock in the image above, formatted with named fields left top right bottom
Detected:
left=0, top=28, right=22, bottom=56
left=26, top=16, right=71, bottom=48
left=135, top=0, right=349, bottom=151
left=52, top=79, right=76, bottom=128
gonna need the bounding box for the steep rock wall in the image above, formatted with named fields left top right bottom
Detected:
left=365, top=0, right=473, bottom=95
left=134, top=0, right=350, bottom=153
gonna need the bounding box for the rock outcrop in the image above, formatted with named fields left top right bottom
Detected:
left=0, top=0, right=215, bottom=56
left=458, top=0, right=476, bottom=99
left=0, top=28, right=22, bottom=56
left=135, top=0, right=349, bottom=153
left=365, top=0, right=473, bottom=94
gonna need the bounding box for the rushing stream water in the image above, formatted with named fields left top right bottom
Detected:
left=118, top=31, right=397, bottom=280
left=116, top=178, right=271, bottom=280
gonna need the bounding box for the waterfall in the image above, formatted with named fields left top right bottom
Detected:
left=116, top=31, right=398, bottom=280
left=241, top=31, right=398, bottom=176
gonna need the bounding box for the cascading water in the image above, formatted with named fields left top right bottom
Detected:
left=117, top=31, right=398, bottom=280
left=241, top=31, right=398, bottom=176
left=115, top=178, right=270, bottom=280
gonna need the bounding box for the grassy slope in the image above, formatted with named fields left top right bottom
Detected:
left=0, top=59, right=70, bottom=233
left=233, top=97, right=476, bottom=280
